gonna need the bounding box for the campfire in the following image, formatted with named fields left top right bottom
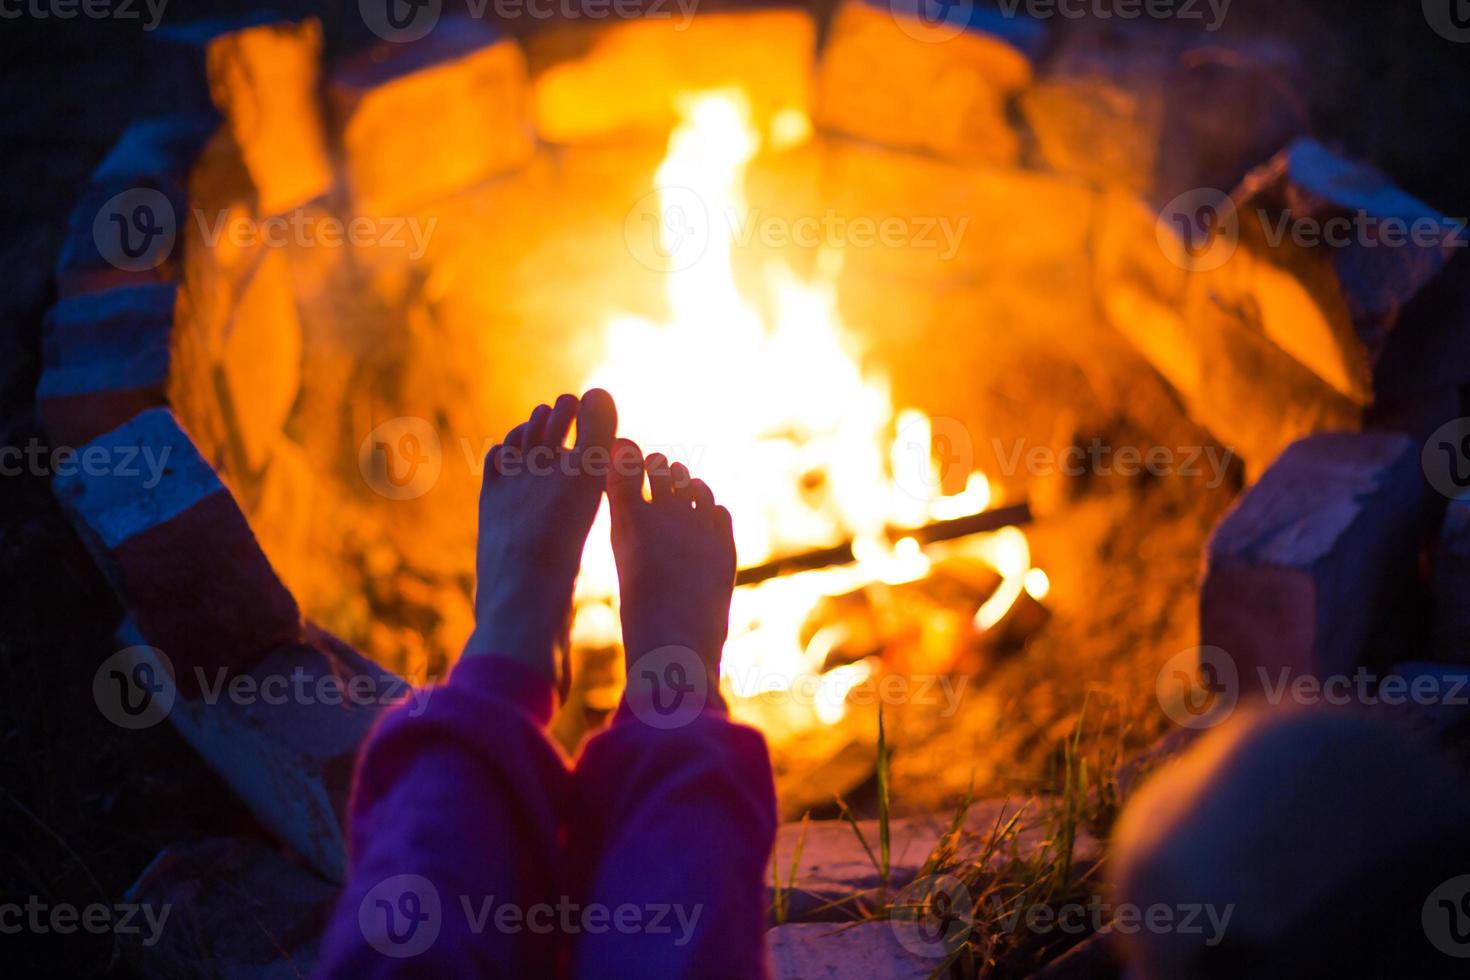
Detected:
left=34, top=3, right=1470, bottom=976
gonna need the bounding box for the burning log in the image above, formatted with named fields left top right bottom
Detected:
left=735, top=502, right=1033, bottom=586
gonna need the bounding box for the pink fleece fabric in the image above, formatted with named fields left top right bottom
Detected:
left=316, top=654, right=776, bottom=979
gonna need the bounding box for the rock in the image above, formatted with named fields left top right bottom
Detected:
left=532, top=9, right=816, bottom=144
left=1220, top=138, right=1468, bottom=405
left=37, top=284, right=178, bottom=447
left=816, top=0, right=1042, bottom=166
left=1022, top=22, right=1306, bottom=203
left=1433, top=500, right=1470, bottom=663
left=218, top=247, right=303, bottom=475
left=1371, top=662, right=1470, bottom=742
left=766, top=800, right=1100, bottom=924
left=766, top=921, right=936, bottom=979
left=200, top=16, right=334, bottom=214
left=330, top=16, right=534, bottom=215
left=52, top=408, right=303, bottom=694
left=1093, top=189, right=1359, bottom=475
left=1200, top=431, right=1428, bottom=691
left=123, top=836, right=339, bottom=978
left=54, top=114, right=218, bottom=298
left=1110, top=708, right=1470, bottom=980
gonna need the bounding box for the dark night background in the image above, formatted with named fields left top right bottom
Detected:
left=1, top=1, right=1468, bottom=975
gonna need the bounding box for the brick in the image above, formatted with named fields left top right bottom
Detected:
left=330, top=16, right=534, bottom=214
left=532, top=9, right=817, bottom=144
left=766, top=921, right=934, bottom=980
left=38, top=284, right=179, bottom=447
left=1201, top=432, right=1428, bottom=688
left=53, top=409, right=302, bottom=692
left=817, top=0, right=1040, bottom=167
left=1221, top=139, right=1468, bottom=405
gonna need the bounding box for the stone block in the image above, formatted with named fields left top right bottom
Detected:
left=1222, top=139, right=1468, bottom=405
left=38, top=284, right=179, bottom=447
left=1022, top=23, right=1306, bottom=203
left=1201, top=432, right=1427, bottom=689
left=766, top=800, right=1099, bottom=924
left=53, top=408, right=303, bottom=692
left=532, top=9, right=817, bottom=144
left=766, top=921, right=935, bottom=980
left=123, top=836, right=338, bottom=977
left=816, top=0, right=1042, bottom=166
left=203, top=16, right=335, bottom=214
left=330, top=16, right=534, bottom=214
left=1432, top=500, right=1470, bottom=664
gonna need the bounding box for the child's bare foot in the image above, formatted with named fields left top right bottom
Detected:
left=465, top=390, right=617, bottom=694
left=606, top=440, right=737, bottom=713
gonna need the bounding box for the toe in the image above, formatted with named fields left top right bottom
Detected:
left=575, top=388, right=618, bottom=452
left=503, top=422, right=529, bottom=453
left=608, top=438, right=645, bottom=507
left=670, top=462, right=691, bottom=504
left=525, top=404, right=552, bottom=447
left=690, top=478, right=714, bottom=511
left=646, top=453, right=674, bottom=502
left=544, top=393, right=578, bottom=448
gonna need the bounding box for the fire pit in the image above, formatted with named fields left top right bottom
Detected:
left=37, top=3, right=1470, bottom=975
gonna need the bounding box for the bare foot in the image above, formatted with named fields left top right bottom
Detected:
left=465, top=390, right=617, bottom=695
left=606, top=440, right=737, bottom=704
